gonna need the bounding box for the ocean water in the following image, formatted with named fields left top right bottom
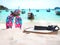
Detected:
left=0, top=9, right=60, bottom=23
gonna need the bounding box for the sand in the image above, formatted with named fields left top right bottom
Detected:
left=0, top=20, right=60, bottom=45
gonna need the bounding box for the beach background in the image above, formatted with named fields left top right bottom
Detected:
left=0, top=9, right=60, bottom=23
left=0, top=0, right=60, bottom=45
left=0, top=9, right=60, bottom=45
left=0, top=9, right=60, bottom=29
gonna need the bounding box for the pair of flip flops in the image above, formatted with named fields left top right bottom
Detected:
left=6, top=15, right=22, bottom=29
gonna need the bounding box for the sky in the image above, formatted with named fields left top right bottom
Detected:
left=0, top=0, right=60, bottom=9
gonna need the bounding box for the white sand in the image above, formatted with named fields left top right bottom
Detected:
left=0, top=20, right=60, bottom=45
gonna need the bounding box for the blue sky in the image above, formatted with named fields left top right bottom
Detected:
left=0, top=0, right=60, bottom=9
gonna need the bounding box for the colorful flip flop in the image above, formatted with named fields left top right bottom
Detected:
left=6, top=15, right=14, bottom=29
left=15, top=16, right=22, bottom=29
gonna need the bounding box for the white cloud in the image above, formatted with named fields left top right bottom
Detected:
left=0, top=0, right=60, bottom=9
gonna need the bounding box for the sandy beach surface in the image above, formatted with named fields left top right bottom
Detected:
left=0, top=21, right=60, bottom=45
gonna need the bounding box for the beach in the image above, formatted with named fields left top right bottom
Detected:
left=0, top=0, right=60, bottom=45
left=0, top=21, right=60, bottom=45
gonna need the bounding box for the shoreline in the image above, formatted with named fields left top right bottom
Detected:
left=0, top=20, right=60, bottom=30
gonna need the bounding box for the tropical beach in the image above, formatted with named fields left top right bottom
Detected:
left=0, top=21, right=60, bottom=45
left=0, top=0, right=60, bottom=45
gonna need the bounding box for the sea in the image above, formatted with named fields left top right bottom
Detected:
left=0, top=9, right=60, bottom=23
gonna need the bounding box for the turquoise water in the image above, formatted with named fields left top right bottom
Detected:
left=0, top=9, right=60, bottom=23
